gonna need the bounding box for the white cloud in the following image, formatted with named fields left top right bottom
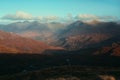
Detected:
left=1, top=11, right=59, bottom=22
left=45, top=16, right=58, bottom=20
left=75, top=14, right=98, bottom=19
left=1, top=11, right=119, bottom=22
left=75, top=14, right=118, bottom=22
left=2, top=11, right=33, bottom=20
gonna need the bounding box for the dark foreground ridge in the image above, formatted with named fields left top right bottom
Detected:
left=0, top=53, right=120, bottom=77
left=0, top=65, right=120, bottom=80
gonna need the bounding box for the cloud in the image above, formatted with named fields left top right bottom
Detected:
left=34, top=16, right=43, bottom=20
left=75, top=14, right=98, bottom=20
left=75, top=14, right=118, bottom=22
left=99, top=16, right=117, bottom=20
left=2, top=11, right=33, bottom=20
left=44, top=16, right=58, bottom=20
left=1, top=11, right=59, bottom=22
left=66, top=13, right=74, bottom=22
left=67, top=13, right=73, bottom=19
left=95, top=16, right=118, bottom=22
left=1, top=11, right=119, bottom=22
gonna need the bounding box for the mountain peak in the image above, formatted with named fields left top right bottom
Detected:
left=73, top=20, right=84, bottom=26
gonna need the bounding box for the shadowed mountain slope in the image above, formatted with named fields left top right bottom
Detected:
left=54, top=21, right=120, bottom=50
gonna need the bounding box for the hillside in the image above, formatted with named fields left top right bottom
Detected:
left=54, top=21, right=120, bottom=50
left=0, top=21, right=65, bottom=44
left=0, top=45, right=20, bottom=53
left=84, top=35, right=120, bottom=56
left=0, top=30, right=63, bottom=53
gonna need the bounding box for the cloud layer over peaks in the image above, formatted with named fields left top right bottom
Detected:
left=2, top=11, right=33, bottom=20
left=1, top=11, right=119, bottom=23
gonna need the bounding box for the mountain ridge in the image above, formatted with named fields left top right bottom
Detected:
left=0, top=30, right=63, bottom=53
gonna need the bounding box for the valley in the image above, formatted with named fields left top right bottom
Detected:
left=0, top=20, right=120, bottom=80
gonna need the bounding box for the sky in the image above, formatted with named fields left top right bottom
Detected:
left=0, top=0, right=120, bottom=23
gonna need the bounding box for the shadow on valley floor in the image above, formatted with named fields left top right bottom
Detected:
left=0, top=49, right=120, bottom=76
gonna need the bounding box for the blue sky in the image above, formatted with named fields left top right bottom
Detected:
left=0, top=0, right=120, bottom=23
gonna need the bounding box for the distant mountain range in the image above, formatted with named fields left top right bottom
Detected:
left=0, top=20, right=120, bottom=56
left=0, top=21, right=120, bottom=78
left=53, top=21, right=120, bottom=50
left=0, top=21, right=65, bottom=44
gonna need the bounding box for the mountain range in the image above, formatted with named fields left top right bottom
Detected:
left=0, top=21, right=66, bottom=44
left=0, top=20, right=120, bottom=78
left=0, top=30, right=63, bottom=53
left=53, top=21, right=120, bottom=50
left=0, top=20, right=120, bottom=56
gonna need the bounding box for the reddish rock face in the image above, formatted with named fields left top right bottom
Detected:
left=0, top=30, right=63, bottom=54
left=94, top=42, right=120, bottom=56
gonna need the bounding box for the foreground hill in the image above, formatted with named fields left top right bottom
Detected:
left=0, top=66, right=119, bottom=80
left=0, top=30, right=63, bottom=53
left=85, top=36, right=120, bottom=56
